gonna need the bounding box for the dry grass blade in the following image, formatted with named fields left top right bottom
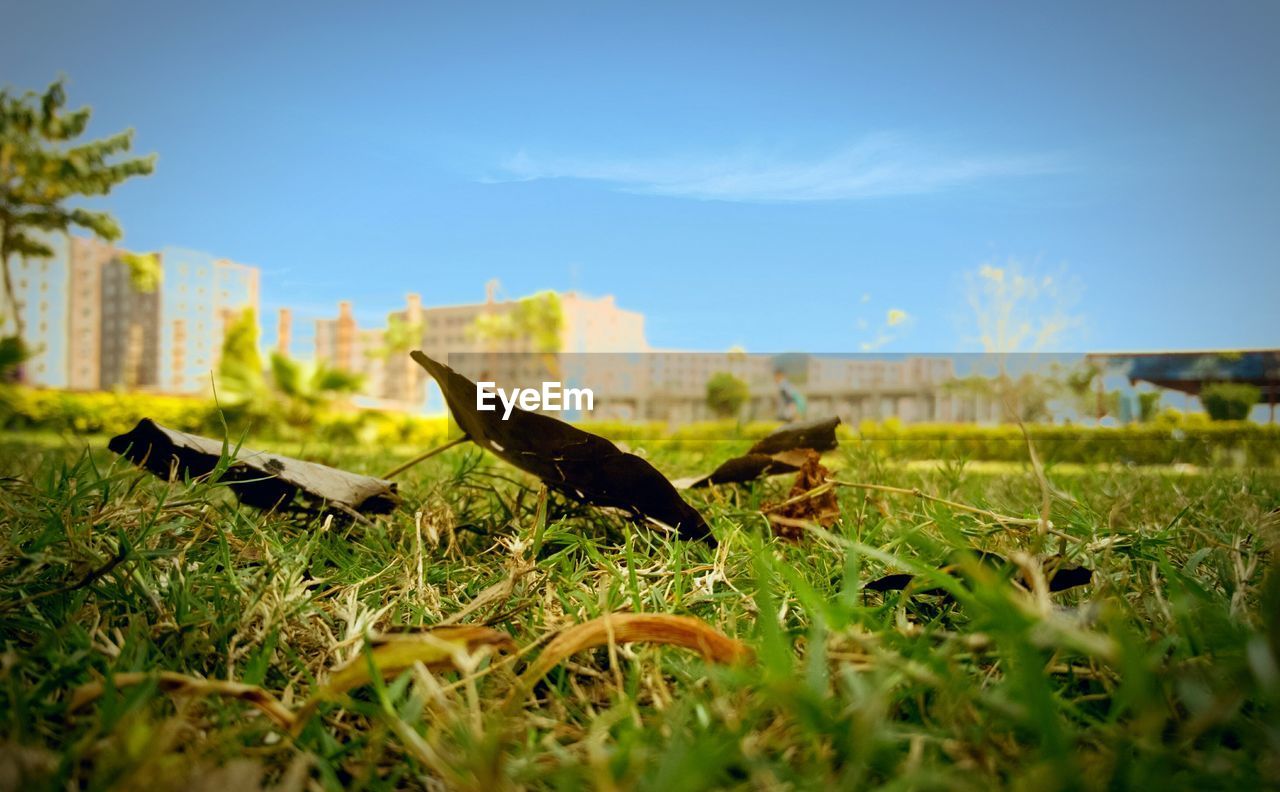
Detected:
left=506, top=613, right=752, bottom=711
left=830, top=478, right=1074, bottom=535
left=69, top=671, right=297, bottom=730
left=294, top=626, right=515, bottom=727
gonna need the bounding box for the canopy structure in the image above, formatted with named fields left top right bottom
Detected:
left=1085, top=350, right=1280, bottom=420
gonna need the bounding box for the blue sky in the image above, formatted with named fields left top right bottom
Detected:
left=6, top=0, right=1278, bottom=353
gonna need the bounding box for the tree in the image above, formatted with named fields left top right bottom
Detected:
left=467, top=290, right=564, bottom=354
left=0, top=334, right=29, bottom=380
left=0, top=79, right=155, bottom=344
left=1137, top=392, right=1162, bottom=423
left=268, top=351, right=365, bottom=421
left=965, top=261, right=1078, bottom=354
left=119, top=251, right=162, bottom=293
left=513, top=291, right=563, bottom=354
left=944, top=371, right=1061, bottom=423
left=706, top=371, right=749, bottom=419
left=1200, top=383, right=1259, bottom=422
left=217, top=307, right=264, bottom=402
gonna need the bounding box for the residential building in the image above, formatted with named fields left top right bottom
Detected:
left=305, top=288, right=964, bottom=425
left=9, top=236, right=71, bottom=388
left=315, top=289, right=650, bottom=410
left=158, top=247, right=259, bottom=394
left=11, top=234, right=258, bottom=394
left=66, top=236, right=115, bottom=390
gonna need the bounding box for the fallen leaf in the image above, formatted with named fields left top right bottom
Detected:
left=674, top=416, right=841, bottom=489
left=411, top=351, right=712, bottom=543
left=69, top=671, right=297, bottom=730
left=864, top=551, right=1094, bottom=595
left=109, top=418, right=398, bottom=516
left=292, top=625, right=514, bottom=728
left=764, top=450, right=841, bottom=538
left=507, top=613, right=752, bottom=710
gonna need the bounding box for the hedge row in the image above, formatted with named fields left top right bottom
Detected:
left=0, top=387, right=449, bottom=448
left=580, top=418, right=1279, bottom=466
left=847, top=422, right=1279, bottom=467
left=3, top=387, right=1276, bottom=466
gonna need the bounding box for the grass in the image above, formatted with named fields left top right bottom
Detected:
left=1, top=430, right=1278, bottom=790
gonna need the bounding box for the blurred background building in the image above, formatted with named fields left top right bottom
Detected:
left=12, top=233, right=259, bottom=394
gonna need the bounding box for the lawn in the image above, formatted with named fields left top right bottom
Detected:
left=1, top=432, right=1278, bottom=790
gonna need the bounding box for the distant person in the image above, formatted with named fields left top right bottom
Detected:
left=774, top=369, right=806, bottom=423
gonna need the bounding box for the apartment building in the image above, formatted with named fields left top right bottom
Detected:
left=159, top=248, right=260, bottom=394
left=305, top=287, right=964, bottom=426
left=314, top=289, right=649, bottom=410
left=66, top=236, right=115, bottom=390
left=9, top=237, right=71, bottom=388
left=11, top=234, right=259, bottom=394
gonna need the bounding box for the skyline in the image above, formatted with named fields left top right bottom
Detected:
left=5, top=0, right=1278, bottom=354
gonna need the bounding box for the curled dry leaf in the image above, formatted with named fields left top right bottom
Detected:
left=764, top=450, right=841, bottom=538
left=70, top=626, right=514, bottom=734
left=674, top=416, right=841, bottom=489
left=506, top=612, right=752, bottom=710
left=294, top=625, right=515, bottom=725
left=411, top=351, right=712, bottom=543
left=109, top=418, right=398, bottom=516
left=69, top=671, right=297, bottom=730
left=864, top=551, right=1094, bottom=596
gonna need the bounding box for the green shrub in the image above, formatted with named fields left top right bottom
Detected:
left=845, top=421, right=1279, bottom=467
left=1200, top=382, right=1260, bottom=422
left=705, top=372, right=749, bottom=419
left=0, top=385, right=448, bottom=448
left=3, top=385, right=1276, bottom=466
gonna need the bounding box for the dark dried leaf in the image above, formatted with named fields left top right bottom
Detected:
left=865, top=551, right=1094, bottom=595
left=108, top=418, right=398, bottom=515
left=411, top=351, right=712, bottom=543
left=765, top=450, right=841, bottom=538
left=675, top=416, right=841, bottom=488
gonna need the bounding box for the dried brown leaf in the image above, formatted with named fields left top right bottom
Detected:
left=764, top=450, right=841, bottom=538
left=507, top=613, right=752, bottom=710
left=294, top=625, right=515, bottom=725
left=69, top=671, right=297, bottom=729
left=109, top=419, right=398, bottom=516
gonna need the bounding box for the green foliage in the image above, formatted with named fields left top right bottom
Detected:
left=0, top=79, right=155, bottom=337
left=850, top=419, right=1279, bottom=466
left=514, top=291, right=563, bottom=353
left=705, top=371, right=749, bottom=419
left=0, top=384, right=448, bottom=446
left=1200, top=382, right=1260, bottom=421
left=117, top=251, right=162, bottom=293
left=0, top=334, right=32, bottom=380
left=215, top=307, right=263, bottom=403
left=467, top=291, right=564, bottom=353
left=1137, top=391, right=1162, bottom=422
left=268, top=351, right=365, bottom=417
left=5, top=385, right=1274, bottom=468
left=368, top=314, right=424, bottom=360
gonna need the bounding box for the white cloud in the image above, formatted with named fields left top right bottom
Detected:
left=858, top=305, right=916, bottom=351
left=490, top=134, right=1059, bottom=203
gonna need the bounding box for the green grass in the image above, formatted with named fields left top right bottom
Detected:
left=1, top=433, right=1278, bottom=790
